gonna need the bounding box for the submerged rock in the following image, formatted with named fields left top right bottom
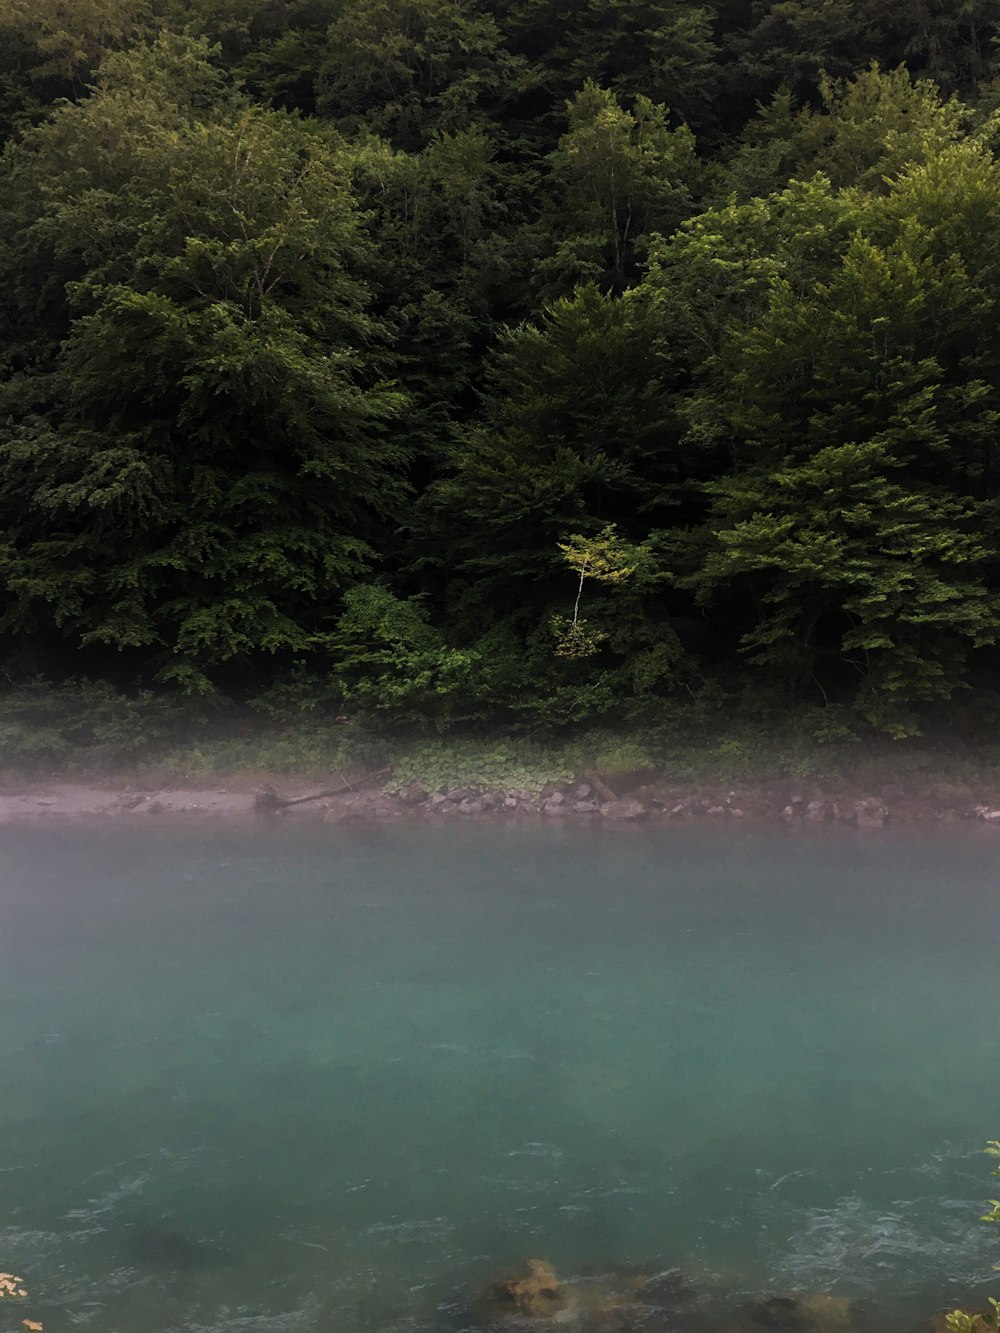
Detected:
left=475, top=1260, right=702, bottom=1332
left=736, top=1292, right=854, bottom=1333
left=483, top=1258, right=567, bottom=1321
left=635, top=1269, right=697, bottom=1307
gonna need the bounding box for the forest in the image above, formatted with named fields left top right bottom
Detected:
left=4, top=0, right=1000, bottom=746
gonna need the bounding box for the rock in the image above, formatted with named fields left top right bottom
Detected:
left=781, top=805, right=799, bottom=820
left=602, top=799, right=648, bottom=821
left=730, top=807, right=745, bottom=818
left=480, top=791, right=500, bottom=810
left=503, top=796, right=519, bottom=809
left=705, top=805, right=725, bottom=816
left=582, top=1300, right=656, bottom=1333
left=796, top=1294, right=853, bottom=1333
left=254, top=785, right=283, bottom=813
left=573, top=783, right=594, bottom=799
left=546, top=790, right=566, bottom=806
left=978, top=808, right=1000, bottom=823
left=854, top=798, right=887, bottom=829
left=929, top=782, right=974, bottom=804
left=573, top=800, right=600, bottom=814
left=541, top=798, right=568, bottom=816
left=459, top=798, right=483, bottom=815
left=398, top=781, right=428, bottom=804
left=358, top=794, right=401, bottom=819
left=636, top=1269, right=696, bottom=1307
left=804, top=800, right=828, bottom=823
left=429, top=792, right=449, bottom=806
left=667, top=799, right=692, bottom=818
left=446, top=787, right=472, bottom=801
left=743, top=1296, right=812, bottom=1333
left=739, top=1292, right=855, bottom=1333
left=485, top=1258, right=566, bottom=1321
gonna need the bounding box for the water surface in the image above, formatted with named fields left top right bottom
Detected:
left=1, top=820, right=999, bottom=1332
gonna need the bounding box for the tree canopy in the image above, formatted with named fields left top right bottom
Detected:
left=3, top=5, right=1000, bottom=734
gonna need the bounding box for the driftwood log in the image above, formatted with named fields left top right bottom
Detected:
left=254, top=769, right=389, bottom=813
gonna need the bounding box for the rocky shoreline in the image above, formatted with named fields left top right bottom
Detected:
left=466, top=1255, right=980, bottom=1333
left=2, top=771, right=1000, bottom=827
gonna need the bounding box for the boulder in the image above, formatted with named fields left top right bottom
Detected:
left=854, top=798, right=887, bottom=829
left=603, top=799, right=648, bottom=821
left=485, top=1258, right=566, bottom=1321
left=398, top=781, right=428, bottom=804
left=929, top=782, right=974, bottom=804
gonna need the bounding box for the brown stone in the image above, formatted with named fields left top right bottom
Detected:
left=487, top=1258, right=565, bottom=1319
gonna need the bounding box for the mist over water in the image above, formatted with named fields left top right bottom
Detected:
left=1, top=821, right=999, bottom=1333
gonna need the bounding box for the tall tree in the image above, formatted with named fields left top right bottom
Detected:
left=0, top=0, right=152, bottom=138
left=644, top=139, right=1000, bottom=729
left=0, top=36, right=406, bottom=690
left=540, top=81, right=699, bottom=294
left=316, top=0, right=524, bottom=151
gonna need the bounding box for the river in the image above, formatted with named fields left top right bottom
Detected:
left=1, top=820, right=998, bottom=1332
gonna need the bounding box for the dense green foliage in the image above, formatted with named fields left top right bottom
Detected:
left=5, top=2, right=1000, bottom=737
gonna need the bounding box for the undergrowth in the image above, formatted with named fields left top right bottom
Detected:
left=1, top=679, right=998, bottom=791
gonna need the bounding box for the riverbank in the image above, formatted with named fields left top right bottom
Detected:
left=2, top=765, right=1000, bottom=826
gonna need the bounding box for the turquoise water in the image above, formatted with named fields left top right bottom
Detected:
left=2, top=821, right=1000, bottom=1332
